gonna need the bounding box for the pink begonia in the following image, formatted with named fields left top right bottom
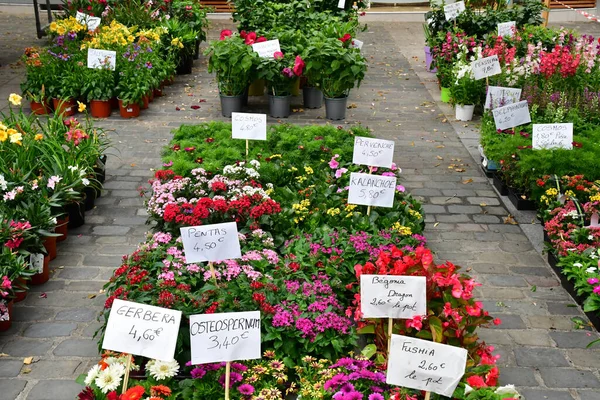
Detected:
left=396, top=185, right=405, bottom=192
left=328, top=154, right=340, bottom=169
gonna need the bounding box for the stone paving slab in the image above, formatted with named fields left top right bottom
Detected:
left=0, top=14, right=598, bottom=400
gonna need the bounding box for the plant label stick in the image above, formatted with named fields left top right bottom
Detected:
left=121, top=356, right=132, bottom=394
left=472, top=55, right=501, bottom=80
left=444, top=1, right=465, bottom=21
left=366, top=166, right=373, bottom=216
left=498, top=21, right=516, bottom=37
left=492, top=100, right=531, bottom=130
left=225, top=361, right=231, bottom=400
left=532, top=123, right=573, bottom=150
left=484, top=86, right=521, bottom=110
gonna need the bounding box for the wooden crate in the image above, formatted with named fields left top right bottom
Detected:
left=200, top=0, right=233, bottom=12
left=549, top=0, right=596, bottom=8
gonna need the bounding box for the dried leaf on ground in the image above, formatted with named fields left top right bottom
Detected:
left=462, top=178, right=473, bottom=184
left=503, top=215, right=518, bottom=225
left=23, top=357, right=33, bottom=365
left=21, top=367, right=31, bottom=374
left=0, top=353, right=9, bottom=357
left=88, top=294, right=96, bottom=299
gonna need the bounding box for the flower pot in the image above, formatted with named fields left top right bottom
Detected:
left=425, top=46, right=436, bottom=73
left=324, top=96, right=348, bottom=120
left=52, top=98, right=76, bottom=116
left=65, top=201, right=85, bottom=229
left=14, top=278, right=28, bottom=303
left=291, top=79, right=301, bottom=96
left=30, top=253, right=50, bottom=285
left=455, top=104, right=475, bottom=121
left=248, top=79, right=265, bottom=96
left=220, top=94, right=244, bottom=118
left=30, top=100, right=50, bottom=115
left=176, top=54, right=193, bottom=75
left=268, top=94, right=291, bottom=118
left=154, top=86, right=164, bottom=97
left=141, top=95, right=149, bottom=110
left=148, top=90, right=154, bottom=103
left=193, top=38, right=201, bottom=60
left=118, top=99, right=141, bottom=118
left=303, top=87, right=323, bottom=109
left=43, top=235, right=57, bottom=261
left=492, top=172, right=509, bottom=196
left=90, top=99, right=111, bottom=118
left=110, top=97, right=120, bottom=110
left=55, top=216, right=69, bottom=242
left=83, top=186, right=97, bottom=211
left=0, top=300, right=14, bottom=332
left=440, top=87, right=451, bottom=103
left=242, top=87, right=249, bottom=107
left=95, top=155, right=107, bottom=184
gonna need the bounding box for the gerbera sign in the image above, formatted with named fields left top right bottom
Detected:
left=102, top=299, right=182, bottom=362
left=386, top=335, right=468, bottom=397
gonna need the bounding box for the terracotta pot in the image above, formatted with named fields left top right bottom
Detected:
left=90, top=100, right=112, bottom=118
left=30, top=254, right=50, bottom=285
left=141, top=95, right=149, bottom=110
left=0, top=300, right=14, bottom=332
left=43, top=235, right=57, bottom=260
left=30, top=100, right=50, bottom=115
left=110, top=97, right=120, bottom=110
left=52, top=98, right=76, bottom=117
left=118, top=99, right=140, bottom=118
left=154, top=87, right=163, bottom=97
left=14, top=278, right=28, bottom=303
left=148, top=90, right=154, bottom=102
left=56, top=216, right=69, bottom=242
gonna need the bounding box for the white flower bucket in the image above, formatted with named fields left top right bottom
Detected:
left=455, top=104, right=475, bottom=121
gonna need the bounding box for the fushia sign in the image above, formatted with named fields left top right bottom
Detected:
left=387, top=335, right=468, bottom=397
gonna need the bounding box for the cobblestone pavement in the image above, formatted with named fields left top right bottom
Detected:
left=0, top=13, right=599, bottom=400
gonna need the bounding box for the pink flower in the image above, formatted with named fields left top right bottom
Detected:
left=219, top=29, right=232, bottom=40
left=405, top=315, right=423, bottom=331
left=1, top=276, right=11, bottom=290
left=329, top=155, right=340, bottom=169
left=256, top=36, right=267, bottom=43
left=293, top=55, right=305, bottom=76
left=589, top=277, right=600, bottom=285
left=244, top=31, right=257, bottom=45
left=273, top=51, right=284, bottom=59
left=396, top=185, right=405, bottom=192
left=335, top=168, right=348, bottom=179
left=594, top=286, right=600, bottom=294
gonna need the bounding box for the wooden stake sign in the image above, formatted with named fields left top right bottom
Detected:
left=180, top=222, right=242, bottom=264
left=231, top=112, right=267, bottom=158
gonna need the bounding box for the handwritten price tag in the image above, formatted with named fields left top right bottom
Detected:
left=532, top=123, right=573, bottom=150
left=492, top=100, right=531, bottom=130
left=498, top=21, right=516, bottom=37
left=252, top=39, right=281, bottom=58
left=484, top=86, right=521, bottom=110
left=87, top=48, right=116, bottom=70
left=180, top=222, right=242, bottom=264
left=338, top=0, right=346, bottom=8
left=352, top=137, right=395, bottom=168
left=472, top=55, right=501, bottom=80
left=232, top=113, right=267, bottom=140
left=30, top=253, right=44, bottom=274
left=189, top=311, right=261, bottom=364
left=351, top=39, right=364, bottom=50
left=102, top=299, right=182, bottom=361
left=444, top=1, right=465, bottom=21
left=387, top=335, right=467, bottom=397
left=348, top=172, right=397, bottom=208
left=360, top=275, right=426, bottom=319
left=76, top=11, right=101, bottom=31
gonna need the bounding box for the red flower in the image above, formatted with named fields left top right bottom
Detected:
left=273, top=51, right=284, bottom=59
left=256, top=36, right=267, bottom=43
left=240, top=30, right=247, bottom=39
left=405, top=315, right=423, bottom=331
left=293, top=55, right=305, bottom=76
left=244, top=31, right=257, bottom=45
left=339, top=33, right=352, bottom=43
left=493, top=318, right=502, bottom=325
left=572, top=141, right=582, bottom=148
left=466, top=375, right=487, bottom=388
left=107, top=392, right=119, bottom=400
left=219, top=29, right=232, bottom=40
left=122, top=386, right=145, bottom=400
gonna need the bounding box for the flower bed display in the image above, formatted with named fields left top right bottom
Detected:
left=0, top=96, right=109, bottom=327
left=79, top=122, right=522, bottom=400
left=20, top=0, right=209, bottom=118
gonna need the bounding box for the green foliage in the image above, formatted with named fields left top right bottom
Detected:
left=204, top=35, right=258, bottom=96
left=450, top=75, right=486, bottom=106
left=81, top=67, right=115, bottom=102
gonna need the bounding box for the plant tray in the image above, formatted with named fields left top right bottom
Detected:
left=507, top=186, right=537, bottom=211
left=547, top=252, right=600, bottom=331
left=480, top=164, right=496, bottom=178
left=492, top=172, right=509, bottom=196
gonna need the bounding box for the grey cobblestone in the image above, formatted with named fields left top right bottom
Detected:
left=539, top=368, right=600, bottom=388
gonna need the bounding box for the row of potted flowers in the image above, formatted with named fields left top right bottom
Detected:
left=0, top=95, right=109, bottom=330
left=20, top=0, right=209, bottom=118
left=77, top=122, right=520, bottom=399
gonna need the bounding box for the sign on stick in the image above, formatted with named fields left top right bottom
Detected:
left=232, top=113, right=267, bottom=140
left=472, top=55, right=501, bottom=80
left=498, top=21, right=516, bottom=37
left=180, top=222, right=242, bottom=264
left=532, top=123, right=573, bottom=150
left=444, top=1, right=465, bottom=21
left=492, top=100, right=531, bottom=130
left=252, top=40, right=281, bottom=58
left=76, top=11, right=101, bottom=30
left=87, top=49, right=116, bottom=70
left=348, top=172, right=397, bottom=208
left=352, top=137, right=395, bottom=168
left=484, top=86, right=521, bottom=110
left=360, top=275, right=426, bottom=319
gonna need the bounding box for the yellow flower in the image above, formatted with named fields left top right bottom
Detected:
left=9, top=130, right=23, bottom=145
left=34, top=133, right=43, bottom=141
left=49, top=21, right=58, bottom=32
left=408, top=209, right=422, bottom=219
left=77, top=101, right=86, bottom=112
left=545, top=188, right=558, bottom=197
left=391, top=222, right=412, bottom=236
left=304, top=166, right=314, bottom=175
left=127, top=35, right=135, bottom=43
left=57, top=26, right=66, bottom=35
left=8, top=93, right=22, bottom=106
left=326, top=208, right=340, bottom=216
left=0, top=130, right=7, bottom=142
left=590, top=194, right=600, bottom=202
left=0, top=123, right=6, bottom=131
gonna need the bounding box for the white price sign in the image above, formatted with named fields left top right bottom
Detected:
left=387, top=335, right=468, bottom=397
left=30, top=253, right=44, bottom=274
left=351, top=39, right=364, bottom=50
left=76, top=11, right=101, bottom=31
left=189, top=311, right=261, bottom=365
left=472, top=55, right=502, bottom=80
left=498, top=21, right=516, bottom=37
left=102, top=299, right=182, bottom=362
left=352, top=137, right=395, bottom=168
left=348, top=172, right=397, bottom=208
left=87, top=48, right=116, bottom=70
left=492, top=100, right=531, bottom=130
left=360, top=275, right=426, bottom=319
left=232, top=113, right=267, bottom=140
left=444, top=1, right=465, bottom=21
left=338, top=0, right=346, bottom=8
left=484, top=86, right=521, bottom=110
left=252, top=39, right=281, bottom=58
left=532, top=123, right=573, bottom=150
left=180, top=222, right=242, bottom=264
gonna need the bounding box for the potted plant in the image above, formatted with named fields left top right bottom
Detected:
left=301, top=43, right=325, bottom=109
left=115, top=45, right=149, bottom=118
left=257, top=51, right=305, bottom=118
left=205, top=32, right=257, bottom=117
left=423, top=23, right=437, bottom=73
left=21, top=47, right=51, bottom=115
left=449, top=63, right=485, bottom=122
left=82, top=60, right=115, bottom=118
left=314, top=39, right=366, bottom=120
left=163, top=19, right=199, bottom=75
left=0, top=247, right=29, bottom=331
left=171, top=0, right=209, bottom=60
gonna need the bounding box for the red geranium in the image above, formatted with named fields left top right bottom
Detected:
left=273, top=51, right=284, bottom=60
left=339, top=33, right=352, bottom=43
left=244, top=31, right=257, bottom=45
left=293, top=55, right=305, bottom=76
left=219, top=29, right=232, bottom=40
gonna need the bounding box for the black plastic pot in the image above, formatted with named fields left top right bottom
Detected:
left=193, top=39, right=200, bottom=60
left=94, top=155, right=107, bottom=185
left=65, top=200, right=85, bottom=229
left=324, top=96, right=348, bottom=120
left=176, top=54, right=193, bottom=75
left=507, top=186, right=537, bottom=211
left=492, top=172, right=509, bottom=196
left=220, top=94, right=244, bottom=118
left=83, top=186, right=97, bottom=211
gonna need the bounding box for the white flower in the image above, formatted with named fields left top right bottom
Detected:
left=82, top=178, right=90, bottom=186
left=95, top=365, right=123, bottom=393
left=249, top=160, right=260, bottom=169
left=589, top=235, right=594, bottom=240
left=586, top=267, right=597, bottom=274
left=0, top=174, right=7, bottom=191
left=495, top=384, right=520, bottom=398
left=84, top=364, right=101, bottom=386
left=590, top=253, right=598, bottom=260
left=68, top=165, right=78, bottom=172
left=573, top=262, right=583, bottom=268
left=146, top=359, right=179, bottom=380
left=51, top=217, right=57, bottom=225
left=464, top=384, right=474, bottom=394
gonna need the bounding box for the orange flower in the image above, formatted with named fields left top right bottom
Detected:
left=122, top=386, right=145, bottom=400
left=151, top=385, right=172, bottom=397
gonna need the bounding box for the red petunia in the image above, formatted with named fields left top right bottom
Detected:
left=339, top=33, right=352, bottom=43
left=219, top=29, right=232, bottom=40
left=244, top=31, right=257, bottom=45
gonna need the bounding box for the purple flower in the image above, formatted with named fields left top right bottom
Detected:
left=396, top=185, right=405, bottom=192
left=145, top=61, right=153, bottom=69
left=368, top=394, right=384, bottom=400
left=282, top=67, right=294, bottom=78
left=237, top=384, right=255, bottom=395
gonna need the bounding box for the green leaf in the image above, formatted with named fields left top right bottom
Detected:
left=428, top=316, right=443, bottom=343
left=361, top=344, right=377, bottom=359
